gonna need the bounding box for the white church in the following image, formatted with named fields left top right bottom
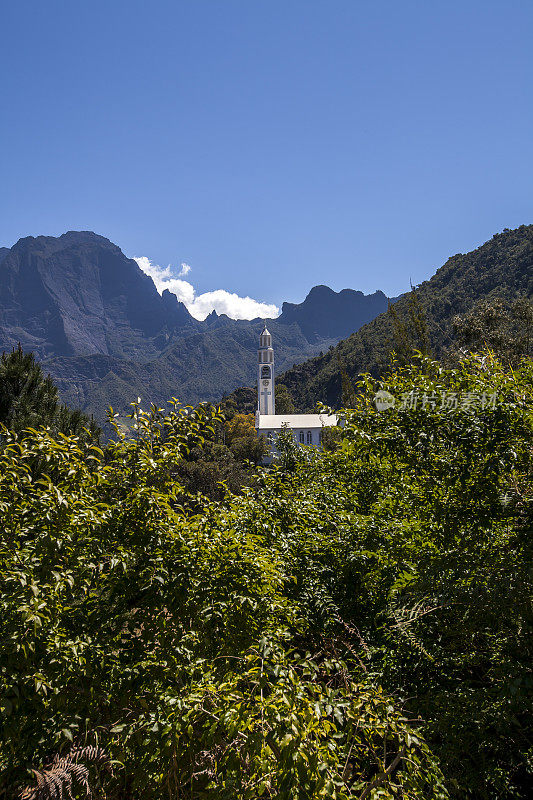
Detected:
left=254, top=324, right=338, bottom=461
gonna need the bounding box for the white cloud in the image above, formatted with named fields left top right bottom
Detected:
left=133, top=257, right=279, bottom=322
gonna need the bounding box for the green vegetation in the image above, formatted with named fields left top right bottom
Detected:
left=387, top=288, right=431, bottom=364
left=450, top=296, right=533, bottom=365
left=0, top=346, right=99, bottom=442
left=1, top=349, right=532, bottom=799
left=280, top=225, right=533, bottom=408
left=221, top=383, right=296, bottom=416
left=169, top=410, right=265, bottom=499
left=273, top=384, right=296, bottom=414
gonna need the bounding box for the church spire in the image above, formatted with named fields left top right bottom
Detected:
left=257, top=323, right=275, bottom=415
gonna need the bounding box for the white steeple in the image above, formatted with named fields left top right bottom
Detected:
left=257, top=323, right=275, bottom=415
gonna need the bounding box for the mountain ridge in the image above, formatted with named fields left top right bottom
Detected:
left=277, top=285, right=390, bottom=341
left=0, top=231, right=391, bottom=419
left=278, top=224, right=533, bottom=409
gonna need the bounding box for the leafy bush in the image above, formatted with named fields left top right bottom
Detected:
left=243, top=354, right=533, bottom=797
left=0, top=402, right=443, bottom=799
left=3, top=355, right=531, bottom=798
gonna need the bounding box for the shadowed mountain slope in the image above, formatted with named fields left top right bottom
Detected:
left=278, top=285, right=389, bottom=340
left=45, top=320, right=335, bottom=416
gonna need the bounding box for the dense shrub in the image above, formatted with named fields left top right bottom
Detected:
left=2, top=354, right=531, bottom=798
left=0, top=402, right=443, bottom=799
left=245, top=354, right=533, bottom=797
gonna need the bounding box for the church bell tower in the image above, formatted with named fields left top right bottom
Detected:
left=257, top=324, right=275, bottom=415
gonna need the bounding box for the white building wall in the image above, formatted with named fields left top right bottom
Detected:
left=260, top=426, right=325, bottom=461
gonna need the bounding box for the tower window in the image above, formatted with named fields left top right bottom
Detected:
left=299, top=431, right=304, bottom=443
left=306, top=431, right=312, bottom=445
left=261, top=365, right=271, bottom=379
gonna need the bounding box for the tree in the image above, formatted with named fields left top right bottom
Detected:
left=450, top=296, right=533, bottom=365
left=225, top=412, right=266, bottom=464
left=4, top=353, right=532, bottom=799
left=257, top=353, right=533, bottom=798
left=0, top=346, right=99, bottom=440
left=275, top=383, right=296, bottom=413
left=224, top=412, right=256, bottom=444
left=220, top=386, right=257, bottom=417
left=388, top=287, right=431, bottom=364
left=336, top=353, right=357, bottom=407
left=320, top=423, right=343, bottom=451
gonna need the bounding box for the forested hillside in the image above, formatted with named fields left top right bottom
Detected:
left=2, top=351, right=532, bottom=799
left=279, top=225, right=533, bottom=408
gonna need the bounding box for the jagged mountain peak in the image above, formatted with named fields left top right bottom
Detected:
left=278, top=283, right=390, bottom=341
left=11, top=230, right=119, bottom=254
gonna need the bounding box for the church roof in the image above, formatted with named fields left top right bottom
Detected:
left=261, top=324, right=271, bottom=336
left=256, top=413, right=338, bottom=430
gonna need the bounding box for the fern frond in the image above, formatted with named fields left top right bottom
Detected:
left=388, top=598, right=442, bottom=661
left=20, top=746, right=109, bottom=800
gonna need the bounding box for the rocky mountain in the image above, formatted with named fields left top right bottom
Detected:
left=277, top=284, right=389, bottom=341
left=278, top=224, right=533, bottom=409
left=0, top=231, right=390, bottom=420
left=0, top=232, right=199, bottom=361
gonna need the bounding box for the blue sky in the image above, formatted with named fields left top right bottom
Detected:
left=1, top=0, right=532, bottom=318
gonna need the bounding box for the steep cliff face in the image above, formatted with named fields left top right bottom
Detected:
left=0, top=231, right=198, bottom=360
